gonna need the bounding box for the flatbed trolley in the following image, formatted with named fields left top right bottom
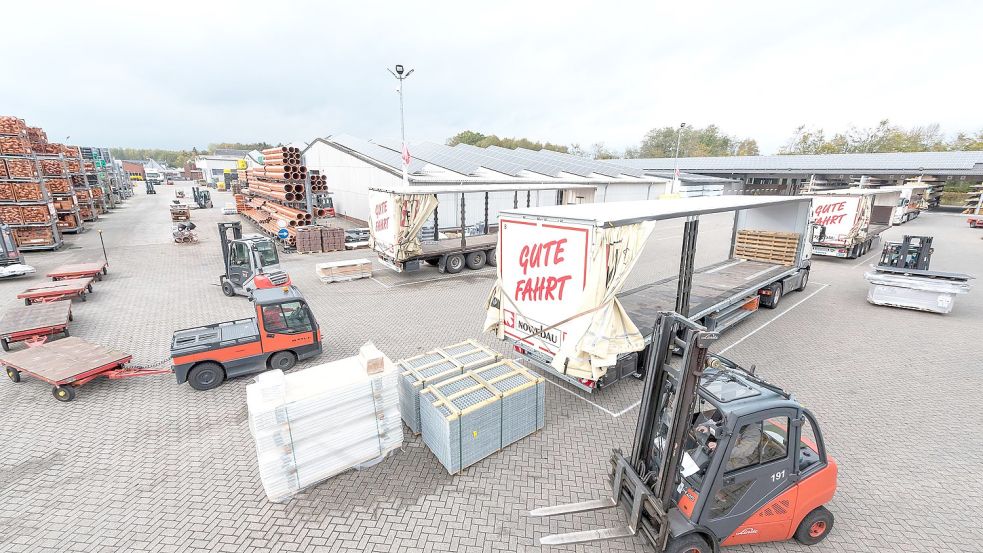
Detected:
left=1, top=337, right=169, bottom=401
left=47, top=261, right=109, bottom=282
left=17, top=277, right=94, bottom=305
left=0, top=300, right=73, bottom=351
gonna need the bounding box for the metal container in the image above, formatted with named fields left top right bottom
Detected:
left=397, top=340, right=500, bottom=434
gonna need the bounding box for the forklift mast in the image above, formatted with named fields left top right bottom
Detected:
left=879, top=235, right=933, bottom=270
left=532, top=313, right=718, bottom=548
left=217, top=222, right=243, bottom=273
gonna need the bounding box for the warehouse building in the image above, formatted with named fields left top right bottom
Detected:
left=194, top=149, right=249, bottom=184
left=618, top=151, right=983, bottom=204
left=303, top=135, right=725, bottom=225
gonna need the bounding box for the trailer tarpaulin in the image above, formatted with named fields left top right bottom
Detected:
left=485, top=219, right=655, bottom=381
left=368, top=190, right=438, bottom=262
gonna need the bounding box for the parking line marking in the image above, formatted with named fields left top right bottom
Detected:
left=852, top=252, right=879, bottom=268
left=718, top=283, right=829, bottom=354
left=542, top=379, right=620, bottom=417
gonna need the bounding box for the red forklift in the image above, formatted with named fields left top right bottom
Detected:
left=532, top=312, right=837, bottom=552
left=171, top=285, right=322, bottom=390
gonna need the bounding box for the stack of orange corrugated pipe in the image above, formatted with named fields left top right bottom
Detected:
left=309, top=174, right=328, bottom=194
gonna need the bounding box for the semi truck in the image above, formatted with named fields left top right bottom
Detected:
left=367, top=184, right=596, bottom=273
left=806, top=189, right=900, bottom=258
left=484, top=195, right=814, bottom=392
left=877, top=185, right=927, bottom=224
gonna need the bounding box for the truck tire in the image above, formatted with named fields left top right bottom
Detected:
left=221, top=280, right=236, bottom=297
left=664, top=533, right=711, bottom=553
left=761, top=283, right=782, bottom=309
left=797, top=269, right=810, bottom=291
left=268, top=351, right=297, bottom=371
left=444, top=254, right=464, bottom=274
left=486, top=248, right=497, bottom=267
left=466, top=250, right=487, bottom=270
left=794, top=506, right=834, bottom=545
left=188, top=362, right=225, bottom=391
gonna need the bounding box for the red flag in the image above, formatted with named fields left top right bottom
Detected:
left=401, top=143, right=411, bottom=166
left=674, top=167, right=680, bottom=177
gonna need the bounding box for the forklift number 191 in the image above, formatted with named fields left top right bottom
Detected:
left=771, top=470, right=786, bottom=482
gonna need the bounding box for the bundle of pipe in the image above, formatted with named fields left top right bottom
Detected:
left=262, top=146, right=302, bottom=166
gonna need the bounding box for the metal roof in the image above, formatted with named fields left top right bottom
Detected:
left=211, top=149, right=250, bottom=158
left=617, top=151, right=983, bottom=176
left=368, top=183, right=596, bottom=194
left=501, top=195, right=811, bottom=228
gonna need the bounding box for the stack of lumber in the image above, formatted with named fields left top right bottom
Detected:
left=314, top=258, right=373, bottom=283
left=419, top=360, right=545, bottom=475
left=396, top=340, right=501, bottom=435
left=321, top=226, right=345, bottom=252
left=734, top=230, right=800, bottom=266
left=246, top=345, right=403, bottom=503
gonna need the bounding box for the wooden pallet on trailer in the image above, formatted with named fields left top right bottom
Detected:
left=734, top=230, right=800, bottom=266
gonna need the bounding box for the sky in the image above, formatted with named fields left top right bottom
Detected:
left=2, top=1, right=981, bottom=155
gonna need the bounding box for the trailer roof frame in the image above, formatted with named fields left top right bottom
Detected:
left=368, top=183, right=597, bottom=195
left=500, top=195, right=812, bottom=228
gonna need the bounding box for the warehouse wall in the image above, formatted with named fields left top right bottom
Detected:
left=432, top=189, right=564, bottom=229
left=303, top=141, right=402, bottom=225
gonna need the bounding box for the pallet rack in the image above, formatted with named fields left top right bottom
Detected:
left=69, top=147, right=98, bottom=222
left=0, top=152, right=64, bottom=251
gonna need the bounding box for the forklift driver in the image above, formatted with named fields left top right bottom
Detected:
left=684, top=402, right=723, bottom=476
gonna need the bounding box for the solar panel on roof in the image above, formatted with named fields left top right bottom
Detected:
left=484, top=145, right=566, bottom=177
left=532, top=147, right=646, bottom=178
left=329, top=134, right=426, bottom=173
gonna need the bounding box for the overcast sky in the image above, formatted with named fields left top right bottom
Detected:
left=3, top=1, right=980, bottom=155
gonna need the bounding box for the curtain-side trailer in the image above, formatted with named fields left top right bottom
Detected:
left=806, top=189, right=900, bottom=258
left=484, top=195, right=814, bottom=392
left=367, top=184, right=596, bottom=274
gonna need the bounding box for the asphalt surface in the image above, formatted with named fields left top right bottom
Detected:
left=1, top=183, right=980, bottom=552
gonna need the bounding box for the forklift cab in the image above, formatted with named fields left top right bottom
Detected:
left=218, top=222, right=290, bottom=297
left=534, top=312, right=837, bottom=553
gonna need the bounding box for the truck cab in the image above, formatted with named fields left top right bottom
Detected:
left=218, top=222, right=291, bottom=297
left=171, top=285, right=322, bottom=390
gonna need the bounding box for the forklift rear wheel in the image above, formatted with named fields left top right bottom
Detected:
left=268, top=351, right=297, bottom=372
left=664, top=533, right=711, bottom=553
left=188, top=362, right=225, bottom=391
left=52, top=385, right=76, bottom=402
left=795, top=506, right=834, bottom=545
left=445, top=254, right=465, bottom=274
left=486, top=248, right=497, bottom=267
left=221, top=281, right=236, bottom=297
left=466, top=250, right=487, bottom=270
left=6, top=367, right=19, bottom=382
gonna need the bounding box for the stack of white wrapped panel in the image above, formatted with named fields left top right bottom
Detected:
left=246, top=350, right=403, bottom=502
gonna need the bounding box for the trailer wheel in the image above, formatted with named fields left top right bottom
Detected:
left=24, top=298, right=31, bottom=306
left=795, top=506, right=834, bottom=545
left=52, top=385, right=76, bottom=402
left=6, top=367, right=19, bottom=382
left=1, top=339, right=8, bottom=353
left=486, top=248, right=497, bottom=267
left=444, top=254, right=464, bottom=274
left=221, top=280, right=236, bottom=297
left=268, top=351, right=297, bottom=371
left=69, top=312, right=74, bottom=321
left=664, top=533, right=711, bottom=553
left=466, top=250, right=487, bottom=270
left=187, top=362, right=225, bottom=391
left=86, top=283, right=93, bottom=293
left=102, top=267, right=108, bottom=275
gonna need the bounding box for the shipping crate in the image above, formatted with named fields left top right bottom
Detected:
left=20, top=205, right=51, bottom=223
left=39, top=159, right=65, bottom=176
left=12, top=182, right=43, bottom=201
left=13, top=227, right=55, bottom=247
left=0, top=205, right=22, bottom=224
left=4, top=159, right=37, bottom=179
left=0, top=184, right=13, bottom=202
left=734, top=230, right=800, bottom=266
left=0, top=116, right=27, bottom=135
left=397, top=340, right=500, bottom=434
left=472, top=362, right=546, bottom=447
left=420, top=373, right=502, bottom=474
left=0, top=136, right=30, bottom=155
left=46, top=178, right=72, bottom=195
left=315, top=258, right=373, bottom=283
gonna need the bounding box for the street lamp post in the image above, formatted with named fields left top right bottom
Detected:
left=388, top=64, right=414, bottom=184
left=671, top=123, right=686, bottom=195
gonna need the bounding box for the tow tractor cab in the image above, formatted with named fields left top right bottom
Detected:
left=171, top=285, right=322, bottom=390
left=218, top=221, right=291, bottom=297
left=533, top=312, right=837, bottom=553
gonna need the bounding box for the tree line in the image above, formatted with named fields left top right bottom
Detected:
left=447, top=120, right=983, bottom=160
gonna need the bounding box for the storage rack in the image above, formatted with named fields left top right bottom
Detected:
left=36, top=153, right=84, bottom=234
left=0, top=152, right=64, bottom=251
left=69, top=147, right=98, bottom=222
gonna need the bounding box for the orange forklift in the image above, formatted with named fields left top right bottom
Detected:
left=171, top=285, right=322, bottom=390
left=532, top=312, right=837, bottom=552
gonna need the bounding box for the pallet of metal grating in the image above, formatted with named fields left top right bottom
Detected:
left=246, top=349, right=403, bottom=503
left=396, top=340, right=501, bottom=434
left=419, top=372, right=503, bottom=474
left=472, top=361, right=546, bottom=447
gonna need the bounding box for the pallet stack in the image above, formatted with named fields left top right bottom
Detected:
left=734, top=230, right=801, bottom=266
left=68, top=147, right=97, bottom=222
left=28, top=127, right=83, bottom=234
left=0, top=116, right=64, bottom=250
left=314, top=259, right=373, bottom=283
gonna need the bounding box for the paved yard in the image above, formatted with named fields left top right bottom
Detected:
left=1, top=184, right=981, bottom=552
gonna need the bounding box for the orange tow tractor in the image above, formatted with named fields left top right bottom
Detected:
left=171, top=285, right=322, bottom=390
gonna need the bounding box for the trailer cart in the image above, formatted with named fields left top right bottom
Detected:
left=1, top=337, right=169, bottom=401
left=18, top=277, right=94, bottom=305
left=0, top=300, right=73, bottom=351
left=47, top=261, right=109, bottom=281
